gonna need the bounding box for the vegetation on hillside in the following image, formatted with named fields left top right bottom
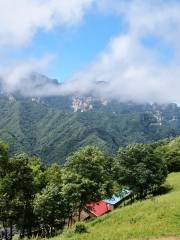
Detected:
left=155, top=137, right=180, bottom=172
left=114, top=144, right=168, bottom=199
left=55, top=172, right=180, bottom=240
left=0, top=97, right=180, bottom=164
left=1, top=136, right=180, bottom=239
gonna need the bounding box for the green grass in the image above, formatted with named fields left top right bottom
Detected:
left=52, top=172, right=180, bottom=240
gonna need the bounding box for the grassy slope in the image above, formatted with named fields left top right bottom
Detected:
left=55, top=172, right=180, bottom=240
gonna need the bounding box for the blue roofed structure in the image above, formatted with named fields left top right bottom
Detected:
left=104, top=189, right=132, bottom=206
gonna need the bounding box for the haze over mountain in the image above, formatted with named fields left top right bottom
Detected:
left=0, top=74, right=180, bottom=164
left=1, top=1, right=180, bottom=103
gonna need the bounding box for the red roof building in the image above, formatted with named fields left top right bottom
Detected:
left=86, top=200, right=113, bottom=217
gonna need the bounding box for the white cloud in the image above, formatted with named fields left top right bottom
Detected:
left=0, top=0, right=94, bottom=46
left=1, top=0, right=180, bottom=103
left=0, top=55, right=54, bottom=93
left=65, top=0, right=180, bottom=103
left=0, top=0, right=94, bottom=95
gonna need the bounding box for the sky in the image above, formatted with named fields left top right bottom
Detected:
left=0, top=0, right=180, bottom=103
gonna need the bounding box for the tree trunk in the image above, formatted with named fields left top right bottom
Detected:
left=9, top=220, right=13, bottom=240
left=27, top=225, right=32, bottom=238
left=2, top=221, right=8, bottom=240
left=140, top=189, right=144, bottom=199
left=130, top=194, right=133, bottom=203
left=68, top=216, right=70, bottom=228
left=78, top=207, right=82, bottom=221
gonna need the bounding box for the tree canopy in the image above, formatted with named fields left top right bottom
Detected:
left=114, top=144, right=168, bottom=198
left=62, top=146, right=113, bottom=220
left=0, top=137, right=178, bottom=239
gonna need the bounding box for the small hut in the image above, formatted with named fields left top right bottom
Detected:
left=104, top=189, right=132, bottom=208
left=85, top=200, right=113, bottom=218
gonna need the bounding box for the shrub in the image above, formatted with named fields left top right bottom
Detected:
left=153, top=184, right=173, bottom=195
left=12, top=235, right=20, bottom=240
left=74, top=223, right=88, bottom=234
left=62, top=229, right=74, bottom=238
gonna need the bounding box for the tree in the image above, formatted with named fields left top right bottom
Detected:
left=114, top=144, right=168, bottom=199
left=28, top=156, right=46, bottom=192
left=0, top=151, right=35, bottom=240
left=33, top=184, right=66, bottom=237
left=44, top=163, right=62, bottom=185
left=8, top=154, right=37, bottom=237
left=155, top=138, right=180, bottom=172
left=0, top=141, right=13, bottom=240
left=62, top=146, right=113, bottom=221
left=0, top=140, right=9, bottom=177
left=33, top=163, right=68, bottom=237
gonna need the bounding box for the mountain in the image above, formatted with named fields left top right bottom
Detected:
left=0, top=74, right=180, bottom=164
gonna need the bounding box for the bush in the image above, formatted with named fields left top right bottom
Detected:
left=167, top=158, right=180, bottom=173
left=62, top=229, right=74, bottom=238
left=74, top=223, right=88, bottom=234
left=153, top=184, right=173, bottom=195
left=12, top=235, right=20, bottom=240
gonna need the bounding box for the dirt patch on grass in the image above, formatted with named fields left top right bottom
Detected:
left=150, top=237, right=180, bottom=240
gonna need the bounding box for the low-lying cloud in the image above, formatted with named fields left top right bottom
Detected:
left=1, top=0, right=180, bottom=103
left=65, top=0, right=180, bottom=103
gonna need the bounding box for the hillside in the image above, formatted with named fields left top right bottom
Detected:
left=1, top=92, right=180, bottom=163
left=54, top=172, right=180, bottom=240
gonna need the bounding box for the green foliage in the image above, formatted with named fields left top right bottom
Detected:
left=33, top=164, right=66, bottom=236
left=33, top=183, right=67, bottom=236
left=0, top=97, right=180, bottom=164
left=45, top=164, right=62, bottom=185
left=0, top=140, right=9, bottom=177
left=0, top=136, right=179, bottom=240
left=8, top=154, right=38, bottom=236
left=114, top=144, right=168, bottom=197
left=28, top=156, right=46, bottom=191
left=155, top=137, right=180, bottom=172
left=62, top=146, right=113, bottom=220
left=74, top=223, right=87, bottom=234
left=52, top=173, right=180, bottom=240
left=0, top=151, right=42, bottom=239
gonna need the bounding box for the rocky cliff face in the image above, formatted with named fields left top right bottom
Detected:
left=72, top=96, right=93, bottom=112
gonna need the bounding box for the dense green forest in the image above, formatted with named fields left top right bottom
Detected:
left=0, top=95, right=180, bottom=164
left=0, top=137, right=179, bottom=239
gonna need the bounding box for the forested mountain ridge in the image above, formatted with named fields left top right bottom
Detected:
left=0, top=75, right=180, bottom=164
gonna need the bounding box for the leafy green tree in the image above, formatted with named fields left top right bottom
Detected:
left=33, top=183, right=66, bottom=237
left=114, top=144, right=168, bottom=198
left=155, top=138, right=180, bottom=172
left=0, top=176, right=17, bottom=240
left=0, top=140, right=9, bottom=177
left=0, top=141, right=13, bottom=239
left=45, top=163, right=62, bottom=185
left=28, top=156, right=46, bottom=192
left=0, top=151, right=46, bottom=239
left=62, top=171, right=90, bottom=223
left=62, top=146, right=113, bottom=221
left=34, top=163, right=67, bottom=237
left=0, top=153, right=43, bottom=239
left=8, top=154, right=36, bottom=237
